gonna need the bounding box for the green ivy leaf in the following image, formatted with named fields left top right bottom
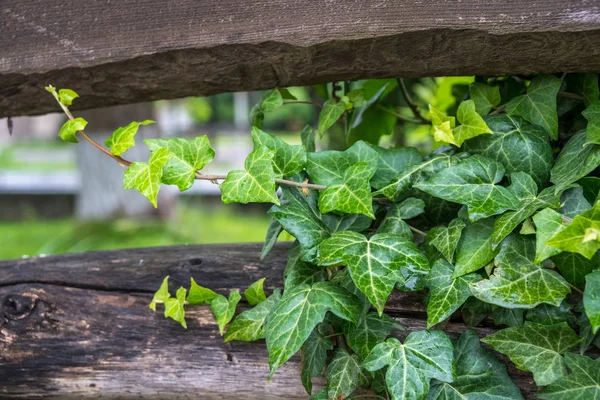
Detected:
left=326, top=348, right=370, bottom=400
left=533, top=208, right=566, bottom=263
left=220, top=145, right=279, bottom=205
left=377, top=197, right=426, bottom=240
left=260, top=217, right=282, bottom=261
left=538, top=353, right=600, bottom=399
left=584, top=271, right=600, bottom=334
left=318, top=231, right=430, bottom=314
left=462, top=297, right=492, bottom=327
left=250, top=104, right=264, bottom=128
left=451, top=100, right=493, bottom=145
left=348, top=84, right=395, bottom=145
left=470, top=236, right=570, bottom=308
left=415, top=155, right=520, bottom=221
left=342, top=311, right=398, bottom=359
left=526, top=301, right=573, bottom=326
left=491, top=172, right=561, bottom=247
left=318, top=162, right=376, bottom=218
left=149, top=275, right=170, bottom=311
left=301, top=125, right=316, bottom=153
left=369, top=145, right=423, bottom=190
left=104, top=120, right=155, bottom=156
left=123, top=147, right=172, bottom=207
left=469, top=82, right=501, bottom=116
left=425, top=259, right=481, bottom=328
left=251, top=127, right=306, bottom=178
left=224, top=290, right=281, bottom=343
left=580, top=176, right=600, bottom=204
left=464, top=115, right=554, bottom=188
left=427, top=329, right=524, bottom=400
left=550, top=130, right=600, bottom=192
left=552, top=251, right=600, bottom=288
left=210, top=290, right=241, bottom=335
left=307, top=140, right=378, bottom=186
left=265, top=282, right=361, bottom=377
left=310, top=388, right=329, bottom=400
left=427, top=218, right=466, bottom=263
left=363, top=331, right=454, bottom=400
left=164, top=287, right=187, bottom=328
left=259, top=88, right=284, bottom=112
left=492, top=306, right=525, bottom=327
left=547, top=201, right=600, bottom=259
left=454, top=216, right=498, bottom=277
left=582, top=101, right=600, bottom=145
left=145, top=136, right=215, bottom=191
left=244, top=278, right=266, bottom=306
left=58, top=117, right=87, bottom=143
left=506, top=74, right=561, bottom=139
left=301, top=324, right=333, bottom=395
left=57, top=88, right=79, bottom=106
left=567, top=73, right=599, bottom=106
left=318, top=99, right=345, bottom=137
left=187, top=278, right=218, bottom=305
left=482, top=322, right=582, bottom=386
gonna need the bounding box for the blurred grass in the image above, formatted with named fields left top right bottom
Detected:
left=0, top=205, right=274, bottom=260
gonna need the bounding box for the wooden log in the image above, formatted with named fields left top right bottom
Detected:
left=0, top=243, right=546, bottom=399
left=3, top=0, right=600, bottom=117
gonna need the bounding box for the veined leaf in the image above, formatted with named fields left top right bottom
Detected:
left=244, top=278, right=266, bottom=305
left=547, top=201, right=600, bottom=259
left=342, top=311, right=399, bottom=359
left=301, top=324, right=333, bottom=395
left=325, top=348, right=370, bottom=400
left=318, top=162, right=377, bottom=218
left=164, top=287, right=187, bottom=328
left=260, top=88, right=284, bottom=112
left=427, top=218, right=466, bottom=263
left=57, top=88, right=79, bottom=106
left=454, top=216, right=498, bottom=278
left=430, top=100, right=492, bottom=146
left=187, top=278, right=218, bottom=305
left=220, top=144, right=279, bottom=205
left=526, top=301, right=573, bottom=326
left=369, top=145, right=423, bottom=190
left=482, top=322, right=582, bottom=386
left=58, top=117, right=87, bottom=143
left=425, top=259, right=481, bottom=328
left=318, top=99, right=345, bottom=137
left=552, top=251, right=600, bottom=288
left=506, top=74, right=561, bottom=139
left=427, top=329, right=523, bottom=400
left=210, top=290, right=241, bottom=335
left=415, top=155, right=520, bottom=221
left=584, top=271, right=600, bottom=334
left=265, top=282, right=361, bottom=377
left=145, top=136, right=215, bottom=191
left=251, top=127, right=307, bottom=178
left=363, top=331, right=454, bottom=400
left=551, top=130, right=600, bottom=192
left=469, top=82, right=501, bottom=116
left=123, top=147, right=172, bottom=207
left=377, top=197, right=426, bottom=240
left=318, top=231, right=430, bottom=314
left=492, top=306, right=525, bottom=327
left=105, top=120, right=155, bottom=156
left=560, top=186, right=592, bottom=218
left=224, top=290, right=281, bottom=343
left=538, top=353, right=600, bottom=399
left=283, top=242, right=327, bottom=290
left=533, top=208, right=566, bottom=263
left=582, top=101, right=600, bottom=145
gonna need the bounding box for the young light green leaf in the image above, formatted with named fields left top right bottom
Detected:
left=260, top=217, right=282, bottom=260
left=552, top=251, right=600, bottom=288
left=123, top=147, right=172, bottom=207
left=318, top=231, right=430, bottom=314
left=427, top=329, right=524, bottom=400
left=550, top=130, right=600, bottom=192
left=470, top=236, right=570, bottom=308
left=244, top=278, right=266, bottom=306
left=377, top=197, right=426, bottom=240
left=164, top=287, right=187, bottom=328
left=104, top=120, right=155, bottom=156
left=251, top=127, right=307, bottom=178
left=301, top=324, right=333, bottom=395
left=342, top=312, right=399, bottom=359
left=464, top=115, right=554, bottom=188
left=363, top=331, right=454, bottom=400
left=429, top=104, right=456, bottom=144
left=425, top=259, right=481, bottom=328
left=482, top=322, right=582, bottom=386
left=145, top=136, right=215, bottom=191
left=318, top=162, right=376, bottom=218
left=506, top=74, right=561, bottom=139
left=187, top=277, right=218, bottom=305
left=584, top=271, right=600, bottom=334
left=427, top=218, right=466, bottom=263
left=224, top=289, right=281, bottom=343
left=149, top=275, right=170, bottom=311
left=58, top=117, right=87, bottom=143
left=547, top=201, right=600, bottom=259
left=220, top=145, right=279, bottom=205
left=582, top=101, right=600, bottom=145
left=368, top=145, right=423, bottom=190
left=260, top=88, right=284, bottom=112
left=57, top=88, right=79, bottom=106
left=451, top=100, right=493, bottom=145
left=533, top=208, right=566, bottom=263
left=454, top=216, right=498, bottom=277
left=210, top=290, right=241, bottom=335
left=491, top=172, right=561, bottom=247
left=469, top=82, right=501, bottom=116
left=318, top=99, right=345, bottom=137
left=265, top=282, right=361, bottom=377
left=326, top=348, right=370, bottom=400
left=414, top=155, right=520, bottom=221
left=538, top=353, right=600, bottom=399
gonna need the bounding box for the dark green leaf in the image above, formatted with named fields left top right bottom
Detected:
left=492, top=307, right=525, bottom=327
left=427, top=218, right=466, bottom=263
left=550, top=130, right=600, bottom=192
left=526, top=301, right=573, bottom=326
left=325, top=348, right=370, bottom=400
left=377, top=197, right=425, bottom=239
left=454, top=216, right=498, bottom=277
left=58, top=117, right=87, bottom=143
left=105, top=120, right=154, bottom=156
left=250, top=104, right=264, bottom=128
left=123, top=147, right=172, bottom=207
left=260, top=217, right=282, bottom=260
left=560, top=186, right=592, bottom=219
left=244, top=278, right=266, bottom=306
left=224, top=290, right=281, bottom=343
left=582, top=101, right=600, bottom=144
left=552, top=251, right=600, bottom=288
left=348, top=103, right=396, bottom=145
left=579, top=176, right=600, bottom=204
left=469, top=82, right=501, bottom=115
left=301, top=125, right=316, bottom=153
left=342, top=311, right=398, bottom=359
left=538, top=353, right=600, bottom=399
left=319, top=162, right=377, bottom=218
left=318, top=99, right=345, bottom=137
left=301, top=324, right=333, bottom=395
left=369, top=145, right=423, bottom=190
left=584, top=271, right=600, bottom=334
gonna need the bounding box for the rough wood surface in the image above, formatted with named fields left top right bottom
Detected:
left=0, top=243, right=545, bottom=399
left=3, top=0, right=600, bottom=117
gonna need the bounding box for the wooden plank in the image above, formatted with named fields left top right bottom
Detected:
left=0, top=243, right=543, bottom=398
left=2, top=0, right=600, bottom=117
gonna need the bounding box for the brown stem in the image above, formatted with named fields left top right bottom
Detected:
left=397, top=78, right=430, bottom=124
left=569, top=283, right=584, bottom=295
left=409, top=225, right=427, bottom=237
left=558, top=91, right=585, bottom=101
left=195, top=173, right=326, bottom=190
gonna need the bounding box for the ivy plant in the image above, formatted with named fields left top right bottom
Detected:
left=46, top=74, right=600, bottom=399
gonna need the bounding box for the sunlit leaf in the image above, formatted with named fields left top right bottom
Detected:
left=105, top=120, right=155, bottom=156
left=123, top=147, right=172, bottom=207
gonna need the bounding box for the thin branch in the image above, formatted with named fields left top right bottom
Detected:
left=195, top=173, right=327, bottom=190
left=558, top=91, right=585, bottom=101
left=491, top=104, right=506, bottom=115
left=569, top=283, right=584, bottom=295
left=397, top=78, right=430, bottom=124
left=376, top=104, right=425, bottom=124
left=408, top=225, right=427, bottom=237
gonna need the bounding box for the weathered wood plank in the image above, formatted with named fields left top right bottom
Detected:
left=0, top=243, right=543, bottom=398
left=3, top=0, right=600, bottom=117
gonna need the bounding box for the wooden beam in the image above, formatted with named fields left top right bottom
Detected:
left=0, top=243, right=543, bottom=398
left=2, top=0, right=600, bottom=117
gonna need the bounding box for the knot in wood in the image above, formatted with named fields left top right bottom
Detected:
left=2, top=294, right=36, bottom=321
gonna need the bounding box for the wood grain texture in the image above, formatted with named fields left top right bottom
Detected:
left=0, top=243, right=547, bottom=399
left=3, top=0, right=600, bottom=117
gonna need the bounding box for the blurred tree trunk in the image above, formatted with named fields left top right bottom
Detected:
left=76, top=103, right=176, bottom=220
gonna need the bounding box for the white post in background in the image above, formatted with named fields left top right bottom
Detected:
left=233, top=92, right=249, bottom=131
